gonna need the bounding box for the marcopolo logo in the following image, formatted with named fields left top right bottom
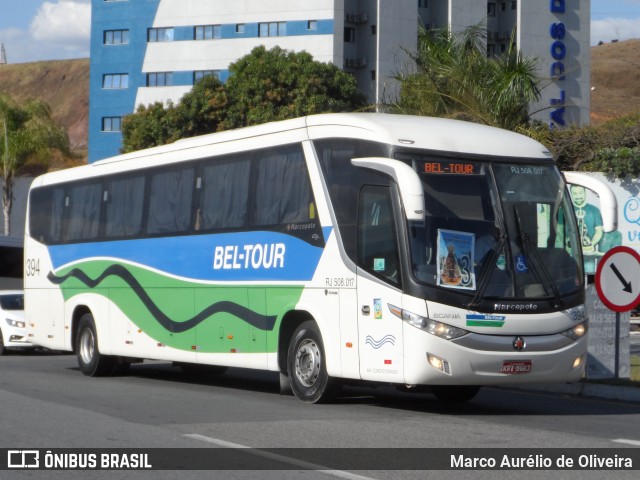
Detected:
left=213, top=243, right=286, bottom=271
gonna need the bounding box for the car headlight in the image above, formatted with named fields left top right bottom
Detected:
left=389, top=305, right=468, bottom=340
left=6, top=318, right=25, bottom=328
left=561, top=322, right=588, bottom=341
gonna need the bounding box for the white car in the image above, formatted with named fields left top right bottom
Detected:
left=0, top=291, right=32, bottom=355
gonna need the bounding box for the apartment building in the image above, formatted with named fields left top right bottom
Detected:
left=89, top=0, right=589, bottom=162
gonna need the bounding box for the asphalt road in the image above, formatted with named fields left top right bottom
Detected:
left=1, top=352, right=640, bottom=480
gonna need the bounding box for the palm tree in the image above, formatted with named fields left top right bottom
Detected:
left=0, top=94, right=70, bottom=236
left=394, top=23, right=541, bottom=131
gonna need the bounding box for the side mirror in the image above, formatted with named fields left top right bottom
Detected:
left=352, top=157, right=425, bottom=221
left=563, top=171, right=618, bottom=232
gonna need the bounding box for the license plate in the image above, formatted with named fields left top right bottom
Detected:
left=501, top=360, right=532, bottom=374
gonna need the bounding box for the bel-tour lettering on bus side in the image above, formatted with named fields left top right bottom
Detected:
left=213, top=243, right=286, bottom=270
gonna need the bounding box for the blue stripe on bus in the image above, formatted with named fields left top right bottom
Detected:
left=48, top=228, right=332, bottom=282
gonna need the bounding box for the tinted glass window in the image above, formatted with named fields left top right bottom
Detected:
left=147, top=168, right=194, bottom=235
left=199, top=156, right=250, bottom=230
left=30, top=187, right=62, bottom=243
left=357, top=186, right=400, bottom=286
left=65, top=183, right=102, bottom=242
left=106, top=176, right=145, bottom=238
left=314, top=139, right=390, bottom=259
left=253, top=144, right=314, bottom=227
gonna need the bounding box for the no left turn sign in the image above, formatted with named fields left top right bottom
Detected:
left=595, top=246, right=640, bottom=312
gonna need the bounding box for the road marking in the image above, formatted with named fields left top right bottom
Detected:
left=611, top=438, right=640, bottom=447
left=183, top=434, right=376, bottom=480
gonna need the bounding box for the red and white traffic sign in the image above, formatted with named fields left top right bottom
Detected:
left=595, top=246, right=640, bottom=312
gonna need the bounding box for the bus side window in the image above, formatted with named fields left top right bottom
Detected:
left=29, top=187, right=65, bottom=244
left=105, top=176, right=145, bottom=238
left=64, top=182, right=102, bottom=242
left=357, top=186, right=400, bottom=286
left=200, top=156, right=250, bottom=231
left=253, top=145, right=312, bottom=226
left=146, top=168, right=195, bottom=235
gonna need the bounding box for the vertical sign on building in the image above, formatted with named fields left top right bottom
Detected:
left=549, top=0, right=566, bottom=127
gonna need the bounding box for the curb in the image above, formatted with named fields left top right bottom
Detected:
left=505, top=382, right=640, bottom=403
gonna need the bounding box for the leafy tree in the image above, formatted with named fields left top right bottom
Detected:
left=122, top=47, right=366, bottom=151
left=546, top=112, right=640, bottom=176
left=168, top=75, right=228, bottom=139
left=590, top=147, right=640, bottom=177
left=120, top=101, right=173, bottom=153
left=121, top=76, right=227, bottom=153
left=222, top=46, right=366, bottom=129
left=394, top=24, right=541, bottom=131
left=0, top=94, right=69, bottom=235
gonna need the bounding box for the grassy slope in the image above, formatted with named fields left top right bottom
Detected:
left=590, top=39, right=640, bottom=125
left=0, top=58, right=89, bottom=150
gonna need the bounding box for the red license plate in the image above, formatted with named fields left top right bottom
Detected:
left=501, top=360, right=532, bottom=374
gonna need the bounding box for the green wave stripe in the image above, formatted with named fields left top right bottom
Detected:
left=56, top=260, right=305, bottom=353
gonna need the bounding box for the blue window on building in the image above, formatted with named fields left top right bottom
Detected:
left=194, top=70, right=220, bottom=83
left=104, top=29, right=129, bottom=45
left=147, top=72, right=173, bottom=87
left=307, top=20, right=317, bottom=31
left=103, top=74, right=129, bottom=89
left=235, top=24, right=245, bottom=34
left=259, top=22, right=286, bottom=37
left=148, top=27, right=174, bottom=42
left=102, top=117, right=122, bottom=132
left=194, top=25, right=221, bottom=40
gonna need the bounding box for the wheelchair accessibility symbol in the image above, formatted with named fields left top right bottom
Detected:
left=515, top=255, right=528, bottom=273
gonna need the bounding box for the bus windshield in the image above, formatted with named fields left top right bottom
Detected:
left=398, top=155, right=583, bottom=302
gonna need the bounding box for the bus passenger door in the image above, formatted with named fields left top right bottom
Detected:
left=356, top=186, right=404, bottom=384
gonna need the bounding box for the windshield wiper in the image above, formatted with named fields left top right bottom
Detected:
left=512, top=205, right=563, bottom=308
left=467, top=233, right=506, bottom=309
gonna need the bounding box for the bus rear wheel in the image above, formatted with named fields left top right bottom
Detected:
left=287, top=321, right=337, bottom=403
left=76, top=313, right=114, bottom=377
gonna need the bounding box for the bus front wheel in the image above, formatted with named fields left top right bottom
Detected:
left=287, top=321, right=337, bottom=403
left=76, top=313, right=114, bottom=377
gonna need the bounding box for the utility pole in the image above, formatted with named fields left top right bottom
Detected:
left=0, top=43, right=7, bottom=65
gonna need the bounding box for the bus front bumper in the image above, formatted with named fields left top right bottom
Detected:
left=403, top=329, right=587, bottom=386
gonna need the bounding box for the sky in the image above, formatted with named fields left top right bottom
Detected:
left=0, top=0, right=639, bottom=64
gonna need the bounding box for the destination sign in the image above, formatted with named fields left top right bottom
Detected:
left=421, top=161, right=481, bottom=175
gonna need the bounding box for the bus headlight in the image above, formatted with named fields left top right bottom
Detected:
left=6, top=318, right=25, bottom=328
left=393, top=307, right=468, bottom=340
left=561, top=322, right=588, bottom=341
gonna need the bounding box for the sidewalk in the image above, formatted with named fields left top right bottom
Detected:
left=511, top=378, right=640, bottom=404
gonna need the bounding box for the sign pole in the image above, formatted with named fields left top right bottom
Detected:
left=615, top=311, right=620, bottom=378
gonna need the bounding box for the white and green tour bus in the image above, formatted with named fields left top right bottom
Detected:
left=24, top=114, right=616, bottom=403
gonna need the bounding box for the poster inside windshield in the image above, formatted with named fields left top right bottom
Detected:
left=437, top=229, right=476, bottom=290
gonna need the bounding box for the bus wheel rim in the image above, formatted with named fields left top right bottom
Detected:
left=79, top=328, right=95, bottom=364
left=295, top=339, right=321, bottom=387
